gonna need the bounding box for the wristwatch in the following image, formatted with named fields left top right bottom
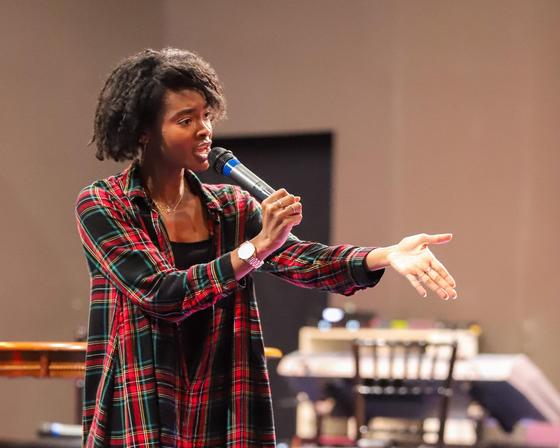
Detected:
left=238, top=241, right=264, bottom=269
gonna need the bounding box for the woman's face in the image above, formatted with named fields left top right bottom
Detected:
left=152, top=88, right=213, bottom=172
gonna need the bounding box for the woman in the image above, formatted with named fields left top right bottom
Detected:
left=76, top=48, right=457, bottom=447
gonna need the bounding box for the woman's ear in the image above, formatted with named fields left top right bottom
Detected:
left=139, top=133, right=149, bottom=145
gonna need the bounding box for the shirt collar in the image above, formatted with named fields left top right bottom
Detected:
left=119, top=161, right=223, bottom=213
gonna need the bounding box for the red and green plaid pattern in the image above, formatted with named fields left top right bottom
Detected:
left=75, top=162, right=383, bottom=447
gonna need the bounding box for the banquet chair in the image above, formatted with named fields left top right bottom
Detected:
left=352, top=339, right=458, bottom=447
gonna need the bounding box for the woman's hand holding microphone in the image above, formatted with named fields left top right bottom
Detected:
left=233, top=189, right=302, bottom=280
left=251, top=188, right=303, bottom=259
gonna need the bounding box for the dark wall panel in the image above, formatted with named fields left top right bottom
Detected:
left=199, top=132, right=332, bottom=441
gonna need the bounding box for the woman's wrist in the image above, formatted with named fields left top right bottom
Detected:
left=365, top=245, right=397, bottom=271
left=250, top=234, right=275, bottom=261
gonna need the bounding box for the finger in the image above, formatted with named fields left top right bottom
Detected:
left=286, top=214, right=303, bottom=226
left=278, top=201, right=303, bottom=219
left=280, top=194, right=301, bottom=205
left=274, top=194, right=294, bottom=209
left=425, top=233, right=453, bottom=245
left=286, top=195, right=301, bottom=204
left=423, top=257, right=455, bottom=296
left=273, top=193, right=301, bottom=212
left=280, top=213, right=303, bottom=231
left=288, top=202, right=302, bottom=215
left=261, top=189, right=286, bottom=210
left=282, top=193, right=296, bottom=207
left=263, top=190, right=292, bottom=214
left=265, top=188, right=289, bottom=204
left=424, top=264, right=456, bottom=299
left=430, top=257, right=457, bottom=291
left=406, top=274, right=427, bottom=298
left=417, top=270, right=449, bottom=300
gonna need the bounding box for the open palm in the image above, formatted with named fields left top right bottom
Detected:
left=387, top=233, right=457, bottom=300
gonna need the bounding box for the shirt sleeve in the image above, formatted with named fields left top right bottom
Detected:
left=243, top=193, right=384, bottom=296
left=75, top=182, right=239, bottom=322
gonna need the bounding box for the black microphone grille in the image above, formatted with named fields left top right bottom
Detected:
left=208, top=147, right=235, bottom=175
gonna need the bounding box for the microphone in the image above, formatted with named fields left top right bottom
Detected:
left=209, top=147, right=276, bottom=201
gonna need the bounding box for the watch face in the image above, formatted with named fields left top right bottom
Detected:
left=239, top=241, right=255, bottom=260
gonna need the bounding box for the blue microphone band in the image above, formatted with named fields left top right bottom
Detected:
left=223, top=158, right=240, bottom=176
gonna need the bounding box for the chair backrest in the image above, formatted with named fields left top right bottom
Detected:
left=352, top=338, right=459, bottom=445
left=352, top=339, right=458, bottom=392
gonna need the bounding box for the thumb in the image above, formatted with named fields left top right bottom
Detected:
left=426, top=233, right=453, bottom=245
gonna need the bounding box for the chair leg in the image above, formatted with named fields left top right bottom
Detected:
left=473, top=405, right=488, bottom=446
left=354, top=393, right=366, bottom=442
left=419, top=418, right=426, bottom=441
left=437, top=393, right=451, bottom=447
left=315, top=412, right=323, bottom=447
left=314, top=398, right=335, bottom=447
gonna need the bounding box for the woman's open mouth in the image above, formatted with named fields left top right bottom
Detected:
left=194, top=141, right=212, bottom=161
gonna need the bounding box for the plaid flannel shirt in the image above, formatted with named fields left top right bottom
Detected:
left=75, top=162, right=384, bottom=447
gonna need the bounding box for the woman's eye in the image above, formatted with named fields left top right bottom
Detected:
left=204, top=111, right=214, bottom=120
left=178, top=118, right=192, bottom=126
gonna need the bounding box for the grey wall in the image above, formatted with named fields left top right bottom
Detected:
left=0, top=0, right=163, bottom=438
left=0, top=0, right=558, bottom=439
left=163, top=0, right=560, bottom=383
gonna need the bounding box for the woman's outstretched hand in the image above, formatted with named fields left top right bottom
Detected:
left=366, top=233, right=457, bottom=300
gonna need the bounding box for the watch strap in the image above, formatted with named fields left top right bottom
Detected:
left=245, top=254, right=264, bottom=269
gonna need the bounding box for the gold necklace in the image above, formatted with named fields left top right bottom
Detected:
left=153, top=195, right=184, bottom=215
left=151, top=182, right=185, bottom=215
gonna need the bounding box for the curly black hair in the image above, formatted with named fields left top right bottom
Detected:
left=91, top=48, right=226, bottom=162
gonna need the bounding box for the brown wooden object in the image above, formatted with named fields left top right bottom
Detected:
left=0, top=342, right=282, bottom=379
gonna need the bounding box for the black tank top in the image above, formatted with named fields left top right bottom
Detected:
left=170, top=239, right=212, bottom=380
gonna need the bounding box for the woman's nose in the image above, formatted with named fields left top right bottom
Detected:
left=197, top=119, right=212, bottom=136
